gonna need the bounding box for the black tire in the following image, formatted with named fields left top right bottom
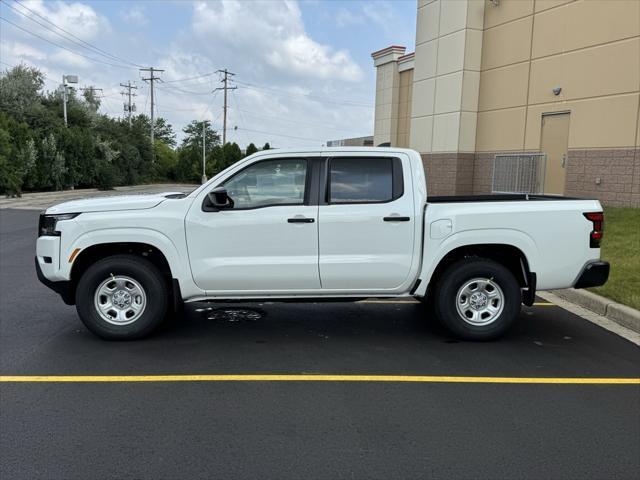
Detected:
left=75, top=254, right=169, bottom=340
left=433, top=258, right=521, bottom=341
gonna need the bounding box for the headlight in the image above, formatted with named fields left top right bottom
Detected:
left=38, top=213, right=80, bottom=237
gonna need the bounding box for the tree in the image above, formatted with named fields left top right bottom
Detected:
left=262, top=142, right=271, bottom=150
left=0, top=127, right=21, bottom=196
left=41, top=133, right=67, bottom=190
left=245, top=143, right=258, bottom=156
left=154, top=139, right=178, bottom=180
left=82, top=87, right=102, bottom=113
left=0, top=64, right=199, bottom=195
left=0, top=112, right=35, bottom=195
left=0, top=64, right=45, bottom=122
left=132, top=115, right=177, bottom=148
left=217, top=142, right=242, bottom=171
left=175, top=120, right=221, bottom=182
left=181, top=120, right=220, bottom=150
left=95, top=138, right=119, bottom=190
left=15, top=139, right=37, bottom=190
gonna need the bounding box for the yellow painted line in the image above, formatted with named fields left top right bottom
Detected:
left=0, top=375, right=638, bottom=384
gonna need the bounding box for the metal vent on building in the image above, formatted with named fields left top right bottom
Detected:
left=492, top=153, right=547, bottom=194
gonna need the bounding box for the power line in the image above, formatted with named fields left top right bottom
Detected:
left=230, top=105, right=367, bottom=134
left=235, top=126, right=325, bottom=143
left=235, top=79, right=374, bottom=108
left=162, top=71, right=217, bottom=84
left=155, top=84, right=211, bottom=96
left=7, top=0, right=142, bottom=68
left=229, top=89, right=251, bottom=146
left=0, top=16, right=134, bottom=70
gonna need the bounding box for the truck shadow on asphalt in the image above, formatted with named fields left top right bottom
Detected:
left=161, top=301, right=452, bottom=342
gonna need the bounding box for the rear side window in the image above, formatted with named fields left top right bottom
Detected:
left=328, top=157, right=403, bottom=204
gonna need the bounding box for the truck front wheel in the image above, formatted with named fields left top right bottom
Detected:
left=434, top=258, right=521, bottom=340
left=75, top=254, right=169, bottom=340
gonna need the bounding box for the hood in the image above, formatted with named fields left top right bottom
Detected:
left=45, top=192, right=185, bottom=214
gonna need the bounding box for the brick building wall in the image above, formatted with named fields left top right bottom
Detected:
left=565, top=149, right=640, bottom=207
left=422, top=150, right=640, bottom=206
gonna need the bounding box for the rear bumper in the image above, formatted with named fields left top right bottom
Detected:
left=574, top=261, right=610, bottom=289
left=35, top=257, right=75, bottom=305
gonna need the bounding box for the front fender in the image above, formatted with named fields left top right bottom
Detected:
left=62, top=228, right=187, bottom=282
left=415, top=228, right=539, bottom=296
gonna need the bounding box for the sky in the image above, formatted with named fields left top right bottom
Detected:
left=0, top=0, right=417, bottom=148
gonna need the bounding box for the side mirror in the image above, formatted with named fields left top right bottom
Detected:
left=207, top=187, right=233, bottom=209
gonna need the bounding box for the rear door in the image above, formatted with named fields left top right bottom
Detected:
left=318, top=154, right=415, bottom=290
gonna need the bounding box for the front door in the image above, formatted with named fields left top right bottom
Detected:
left=540, top=112, right=570, bottom=195
left=185, top=157, right=320, bottom=292
left=318, top=155, right=416, bottom=291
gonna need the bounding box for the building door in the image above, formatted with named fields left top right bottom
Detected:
left=540, top=112, right=570, bottom=195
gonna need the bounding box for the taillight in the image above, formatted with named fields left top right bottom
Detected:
left=583, top=212, right=604, bottom=248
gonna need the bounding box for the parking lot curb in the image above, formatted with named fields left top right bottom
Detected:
left=551, top=288, right=640, bottom=334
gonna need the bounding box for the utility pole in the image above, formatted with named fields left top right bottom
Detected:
left=202, top=120, right=207, bottom=184
left=140, top=67, right=164, bottom=151
left=214, top=69, right=236, bottom=145
left=61, top=74, right=78, bottom=127
left=119, top=81, right=138, bottom=128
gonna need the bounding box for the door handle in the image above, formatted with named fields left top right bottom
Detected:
left=287, top=217, right=315, bottom=223
left=383, top=216, right=410, bottom=222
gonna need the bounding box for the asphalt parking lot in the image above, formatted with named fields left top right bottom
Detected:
left=1, top=208, right=639, bottom=479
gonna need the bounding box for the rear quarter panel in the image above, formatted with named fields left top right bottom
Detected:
left=417, top=199, right=603, bottom=294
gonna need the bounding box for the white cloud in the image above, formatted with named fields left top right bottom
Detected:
left=335, top=8, right=363, bottom=28
left=50, top=49, right=91, bottom=69
left=192, top=0, right=363, bottom=82
left=17, top=0, right=109, bottom=41
left=2, top=0, right=376, bottom=148
left=1, top=41, right=47, bottom=61
left=121, top=5, right=148, bottom=26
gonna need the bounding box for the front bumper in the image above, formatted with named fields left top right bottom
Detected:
left=574, top=261, right=610, bottom=289
left=35, top=257, right=75, bottom=305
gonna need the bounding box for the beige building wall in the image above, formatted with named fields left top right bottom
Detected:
left=409, top=0, right=485, bottom=156
left=372, top=0, right=640, bottom=205
left=372, top=46, right=406, bottom=147
left=474, top=0, right=640, bottom=205
left=397, top=56, right=414, bottom=148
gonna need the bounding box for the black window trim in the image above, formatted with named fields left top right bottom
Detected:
left=201, top=157, right=316, bottom=212
left=323, top=156, right=404, bottom=206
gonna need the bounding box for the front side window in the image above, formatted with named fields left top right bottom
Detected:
left=329, top=157, right=398, bottom=204
left=223, top=159, right=307, bottom=209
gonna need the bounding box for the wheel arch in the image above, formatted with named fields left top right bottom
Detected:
left=418, top=243, right=534, bottom=304
left=68, top=241, right=181, bottom=309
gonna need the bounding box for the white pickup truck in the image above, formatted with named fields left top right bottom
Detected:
left=36, top=147, right=609, bottom=340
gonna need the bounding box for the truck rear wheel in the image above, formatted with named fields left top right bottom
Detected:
left=75, top=254, right=169, bottom=340
left=433, top=258, right=521, bottom=340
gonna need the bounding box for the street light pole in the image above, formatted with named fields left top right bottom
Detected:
left=202, top=120, right=207, bottom=184
left=62, top=76, right=68, bottom=127
left=61, top=74, right=78, bottom=127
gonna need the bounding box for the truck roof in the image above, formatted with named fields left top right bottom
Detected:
left=250, top=147, right=418, bottom=156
